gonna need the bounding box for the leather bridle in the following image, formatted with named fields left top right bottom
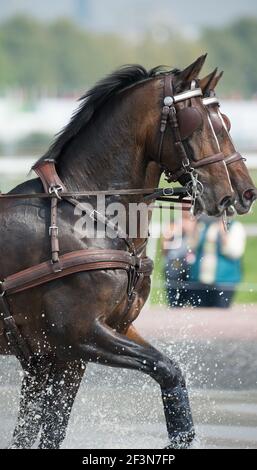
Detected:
left=202, top=92, right=246, bottom=167
left=156, top=75, right=225, bottom=184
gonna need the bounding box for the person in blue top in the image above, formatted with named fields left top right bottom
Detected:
left=189, top=215, right=246, bottom=308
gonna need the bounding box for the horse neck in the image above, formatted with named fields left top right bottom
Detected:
left=57, top=82, right=162, bottom=193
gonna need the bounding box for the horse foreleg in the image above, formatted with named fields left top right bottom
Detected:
left=38, top=359, right=85, bottom=449
left=76, top=320, right=195, bottom=449
left=124, top=324, right=195, bottom=448
left=9, top=357, right=51, bottom=449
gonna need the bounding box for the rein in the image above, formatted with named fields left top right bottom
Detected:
left=0, top=185, right=189, bottom=201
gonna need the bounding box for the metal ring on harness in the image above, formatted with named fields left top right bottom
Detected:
left=49, top=185, right=63, bottom=199
left=163, top=187, right=174, bottom=196
left=186, top=179, right=204, bottom=197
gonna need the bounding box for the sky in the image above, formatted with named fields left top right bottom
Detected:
left=0, top=0, right=257, bottom=37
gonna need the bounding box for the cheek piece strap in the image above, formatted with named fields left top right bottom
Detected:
left=202, top=93, right=246, bottom=167
left=157, top=77, right=225, bottom=183
left=156, top=77, right=225, bottom=206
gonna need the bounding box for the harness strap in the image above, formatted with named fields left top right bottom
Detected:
left=1, top=249, right=153, bottom=296
left=124, top=271, right=145, bottom=318
left=203, top=94, right=247, bottom=168
left=157, top=75, right=192, bottom=182
left=202, top=96, right=219, bottom=106
left=66, top=200, right=137, bottom=255
left=34, top=166, right=147, bottom=257
left=157, top=76, right=225, bottom=183
left=49, top=197, right=62, bottom=270
left=0, top=293, right=32, bottom=369
left=0, top=187, right=189, bottom=200
left=168, top=107, right=189, bottom=165
left=192, top=152, right=225, bottom=168
left=33, top=159, right=66, bottom=193
left=224, top=152, right=245, bottom=166
left=157, top=75, right=171, bottom=163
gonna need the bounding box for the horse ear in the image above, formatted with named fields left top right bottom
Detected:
left=178, top=54, right=208, bottom=83
left=199, top=68, right=218, bottom=93
left=211, top=70, right=224, bottom=90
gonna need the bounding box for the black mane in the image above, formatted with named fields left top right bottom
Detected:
left=34, top=64, right=176, bottom=167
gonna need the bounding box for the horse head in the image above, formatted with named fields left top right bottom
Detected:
left=37, top=57, right=235, bottom=218
left=200, top=69, right=257, bottom=215
left=147, top=55, right=235, bottom=217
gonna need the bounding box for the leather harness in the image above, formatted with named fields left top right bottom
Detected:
left=0, top=74, right=231, bottom=369
left=202, top=93, right=246, bottom=167
left=156, top=76, right=226, bottom=183
left=0, top=161, right=154, bottom=369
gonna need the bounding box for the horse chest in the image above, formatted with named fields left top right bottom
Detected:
left=110, top=276, right=151, bottom=332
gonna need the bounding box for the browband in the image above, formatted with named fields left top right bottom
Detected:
left=172, top=88, right=203, bottom=103
left=202, top=96, right=219, bottom=106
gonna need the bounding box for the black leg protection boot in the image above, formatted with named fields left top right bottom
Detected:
left=162, top=385, right=195, bottom=449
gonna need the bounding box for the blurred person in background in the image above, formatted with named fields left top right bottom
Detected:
left=162, top=213, right=246, bottom=309
left=189, top=216, right=246, bottom=308
left=162, top=211, right=196, bottom=307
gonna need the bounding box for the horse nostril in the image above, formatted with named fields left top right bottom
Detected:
left=243, top=188, right=257, bottom=203
left=219, top=195, right=234, bottom=210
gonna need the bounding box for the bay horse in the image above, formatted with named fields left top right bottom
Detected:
left=0, top=55, right=236, bottom=449
left=200, top=69, right=257, bottom=214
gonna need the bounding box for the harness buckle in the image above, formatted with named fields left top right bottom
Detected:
left=182, top=158, right=191, bottom=170
left=50, top=260, right=62, bottom=273
left=49, top=225, right=58, bottom=236
left=163, top=187, right=174, bottom=196
left=49, top=185, right=63, bottom=199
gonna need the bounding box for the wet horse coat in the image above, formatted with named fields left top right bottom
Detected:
left=0, top=58, right=237, bottom=448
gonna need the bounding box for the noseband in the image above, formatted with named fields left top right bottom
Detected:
left=202, top=93, right=246, bottom=167
left=156, top=75, right=225, bottom=184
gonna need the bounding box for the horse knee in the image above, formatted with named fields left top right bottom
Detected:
left=151, top=356, right=185, bottom=389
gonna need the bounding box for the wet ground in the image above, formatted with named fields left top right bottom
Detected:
left=0, top=306, right=257, bottom=449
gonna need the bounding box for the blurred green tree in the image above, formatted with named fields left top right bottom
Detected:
left=0, top=15, right=256, bottom=96
left=202, top=18, right=257, bottom=96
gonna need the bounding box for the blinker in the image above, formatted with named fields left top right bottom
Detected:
left=209, top=112, right=231, bottom=135
left=177, top=107, right=203, bottom=140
